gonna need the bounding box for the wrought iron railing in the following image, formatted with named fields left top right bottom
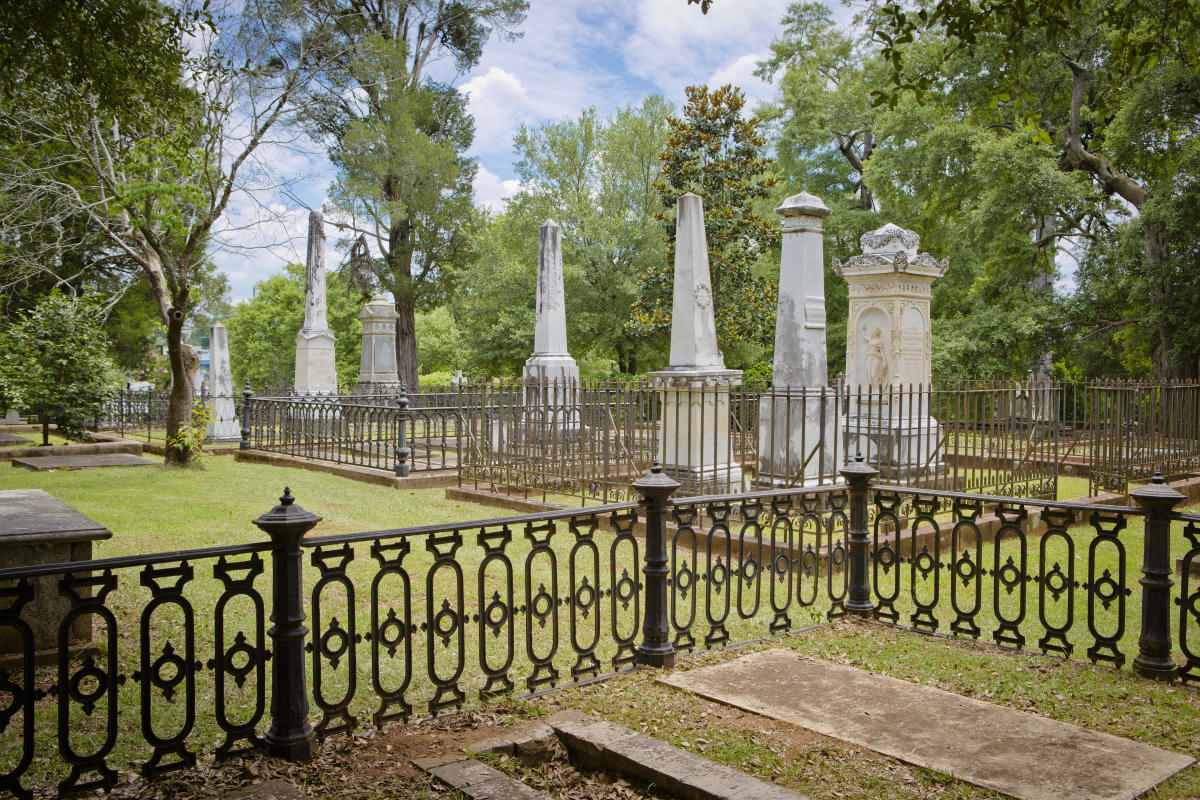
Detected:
left=0, top=464, right=1195, bottom=797
left=244, top=391, right=461, bottom=474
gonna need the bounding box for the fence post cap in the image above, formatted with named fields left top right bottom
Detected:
left=632, top=461, right=681, bottom=498
left=1130, top=473, right=1185, bottom=510
left=840, top=455, right=880, bottom=484
left=252, top=487, right=322, bottom=538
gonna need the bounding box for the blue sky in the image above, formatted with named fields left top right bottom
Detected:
left=212, top=0, right=848, bottom=302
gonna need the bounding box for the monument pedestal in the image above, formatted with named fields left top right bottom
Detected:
left=845, top=405, right=944, bottom=481
left=295, top=330, right=339, bottom=397
left=521, top=355, right=582, bottom=442
left=757, top=388, right=842, bottom=487
left=651, top=370, right=743, bottom=494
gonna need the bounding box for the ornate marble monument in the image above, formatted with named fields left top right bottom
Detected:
left=758, top=192, right=842, bottom=485
left=357, top=294, right=400, bottom=387
left=833, top=223, right=948, bottom=478
left=523, top=220, right=580, bottom=421
left=648, top=193, right=742, bottom=492
left=295, top=211, right=339, bottom=395
left=206, top=324, right=240, bottom=441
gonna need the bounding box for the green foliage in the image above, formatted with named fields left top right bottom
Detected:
left=0, top=291, right=118, bottom=440
left=456, top=97, right=675, bottom=376
left=166, top=400, right=213, bottom=465
left=630, top=85, right=780, bottom=349
left=415, top=306, right=466, bottom=373
left=225, top=264, right=362, bottom=389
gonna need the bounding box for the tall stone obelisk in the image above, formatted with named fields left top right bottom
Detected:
left=294, top=211, right=338, bottom=395
left=206, top=323, right=240, bottom=441
left=758, top=192, right=842, bottom=485
left=523, top=220, right=579, bottom=424
left=648, top=193, right=743, bottom=492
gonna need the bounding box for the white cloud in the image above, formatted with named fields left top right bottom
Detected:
left=462, top=67, right=534, bottom=152
left=707, top=53, right=773, bottom=112
left=474, top=165, right=523, bottom=212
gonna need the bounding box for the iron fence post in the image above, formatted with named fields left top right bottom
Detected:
left=395, top=386, right=410, bottom=477
left=1130, top=474, right=1184, bottom=681
left=633, top=462, right=680, bottom=667
left=240, top=382, right=253, bottom=450
left=841, top=455, right=879, bottom=617
left=253, top=488, right=321, bottom=760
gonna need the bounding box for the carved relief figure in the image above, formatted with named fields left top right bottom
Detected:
left=862, top=325, right=889, bottom=386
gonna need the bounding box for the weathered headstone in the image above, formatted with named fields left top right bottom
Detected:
left=523, top=220, right=580, bottom=433
left=834, top=223, right=947, bottom=478
left=206, top=323, right=240, bottom=440
left=295, top=211, right=339, bottom=395
left=648, top=193, right=742, bottom=492
left=0, top=490, right=112, bottom=661
left=1, top=409, right=20, bottom=425
left=758, top=192, right=842, bottom=485
left=357, top=293, right=400, bottom=387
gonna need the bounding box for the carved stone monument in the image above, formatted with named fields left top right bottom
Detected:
left=357, top=293, right=400, bottom=387
left=648, top=193, right=742, bottom=492
left=206, top=324, right=240, bottom=441
left=758, top=192, right=842, bottom=485
left=295, top=211, right=339, bottom=395
left=833, top=223, right=948, bottom=478
left=522, top=220, right=580, bottom=431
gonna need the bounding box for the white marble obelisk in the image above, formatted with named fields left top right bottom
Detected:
left=206, top=324, right=240, bottom=441
left=648, top=193, right=743, bottom=492
left=522, top=220, right=580, bottom=427
left=295, top=211, right=339, bottom=395
left=357, top=293, right=400, bottom=388
left=833, top=223, right=948, bottom=478
left=759, top=192, right=842, bottom=485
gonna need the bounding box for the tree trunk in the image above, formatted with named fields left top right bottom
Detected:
left=164, top=305, right=193, bottom=466
left=41, top=419, right=49, bottom=447
left=1145, top=222, right=1199, bottom=382
left=858, top=131, right=874, bottom=211
left=395, top=300, right=419, bottom=389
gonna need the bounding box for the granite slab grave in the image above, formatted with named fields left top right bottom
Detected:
left=0, top=433, right=31, bottom=447
left=11, top=453, right=156, bottom=471
left=0, top=489, right=113, bottom=660
left=660, top=648, right=1193, bottom=800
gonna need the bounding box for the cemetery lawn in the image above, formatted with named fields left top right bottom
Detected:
left=0, top=453, right=499, bottom=555
left=535, top=620, right=1200, bottom=800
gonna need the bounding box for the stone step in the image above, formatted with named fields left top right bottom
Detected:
left=413, top=753, right=551, bottom=800
left=220, top=779, right=306, bottom=799
left=545, top=710, right=808, bottom=800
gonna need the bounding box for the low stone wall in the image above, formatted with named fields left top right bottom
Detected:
left=0, top=440, right=142, bottom=462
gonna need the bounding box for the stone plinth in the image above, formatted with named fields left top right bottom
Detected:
left=0, top=490, right=112, bottom=661
left=759, top=192, right=842, bottom=485
left=207, top=323, right=240, bottom=441
left=357, top=293, right=400, bottom=388
left=2, top=410, right=20, bottom=425
left=650, top=193, right=742, bottom=493
left=834, top=223, right=947, bottom=478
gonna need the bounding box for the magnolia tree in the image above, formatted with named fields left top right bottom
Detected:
left=0, top=292, right=118, bottom=445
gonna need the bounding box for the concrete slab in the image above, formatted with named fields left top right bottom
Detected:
left=221, top=780, right=306, bottom=800
left=0, top=433, right=31, bottom=447
left=10, top=453, right=156, bottom=471
left=0, top=489, right=111, bottom=543
left=419, top=756, right=551, bottom=800
left=659, top=649, right=1194, bottom=800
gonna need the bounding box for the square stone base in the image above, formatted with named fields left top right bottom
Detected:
left=662, top=464, right=744, bottom=495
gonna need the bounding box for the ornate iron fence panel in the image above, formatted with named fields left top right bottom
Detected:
left=0, top=544, right=272, bottom=798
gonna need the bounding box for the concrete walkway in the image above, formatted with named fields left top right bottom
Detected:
left=660, top=649, right=1193, bottom=800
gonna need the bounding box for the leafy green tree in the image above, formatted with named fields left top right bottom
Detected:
left=0, top=291, right=118, bottom=444
left=630, top=85, right=780, bottom=351
left=298, top=1, right=529, bottom=386
left=454, top=98, right=674, bottom=376
left=416, top=306, right=466, bottom=375
left=226, top=264, right=361, bottom=389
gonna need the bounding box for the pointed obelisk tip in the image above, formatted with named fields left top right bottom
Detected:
left=308, top=208, right=323, bottom=227
left=541, top=218, right=558, bottom=229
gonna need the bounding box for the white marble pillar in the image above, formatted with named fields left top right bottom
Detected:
left=648, top=193, right=743, bottom=493
left=206, top=324, right=240, bottom=440
left=357, top=294, right=400, bottom=387
left=833, top=223, right=948, bottom=478
left=523, top=220, right=580, bottom=424
left=758, top=192, right=842, bottom=485
left=295, top=211, right=339, bottom=395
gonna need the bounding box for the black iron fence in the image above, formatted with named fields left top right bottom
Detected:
left=1, top=463, right=1196, bottom=796
left=244, top=391, right=460, bottom=474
